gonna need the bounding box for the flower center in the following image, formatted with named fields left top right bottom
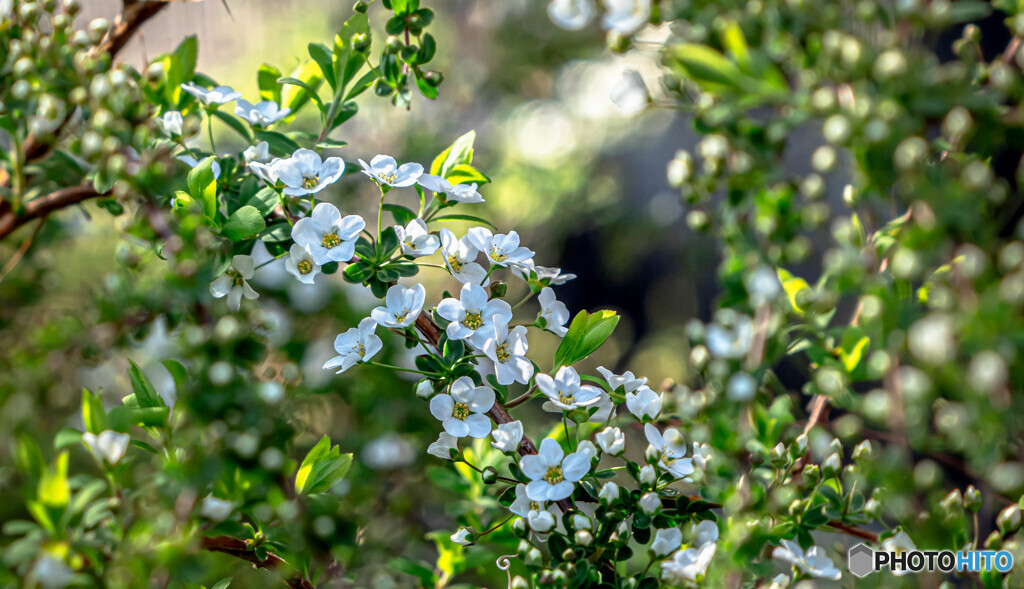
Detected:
left=447, top=255, right=464, bottom=272
left=302, top=174, right=319, bottom=189
left=558, top=392, right=576, bottom=406
left=297, top=260, right=313, bottom=275
left=354, top=342, right=366, bottom=357
left=451, top=402, right=470, bottom=420
left=489, top=248, right=508, bottom=263
left=394, top=309, right=409, bottom=324
left=322, top=232, right=341, bottom=249
left=495, top=342, right=511, bottom=363
left=378, top=171, right=397, bottom=184
left=544, top=465, right=564, bottom=484
left=227, top=269, right=244, bottom=286
left=463, top=310, right=483, bottom=330
left=529, top=501, right=540, bottom=511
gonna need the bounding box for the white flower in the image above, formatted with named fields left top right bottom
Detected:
left=625, top=385, right=662, bottom=420
left=509, top=483, right=544, bottom=518
left=692, top=442, right=712, bottom=470
left=156, top=110, right=183, bottom=137
left=291, top=202, right=364, bottom=265
left=450, top=528, right=474, bottom=546
left=177, top=154, right=221, bottom=179
left=768, top=574, right=791, bottom=589
left=661, top=543, right=716, bottom=584
left=491, top=420, right=524, bottom=453
left=772, top=540, right=842, bottom=580
left=210, top=254, right=259, bottom=312
left=81, top=430, right=129, bottom=465
left=359, top=154, right=423, bottom=187
left=248, top=159, right=281, bottom=185
left=235, top=99, right=290, bottom=127
left=371, top=283, right=426, bottom=329
left=181, top=82, right=241, bottom=106
left=520, top=437, right=590, bottom=501
left=276, top=148, right=345, bottom=196
left=726, top=372, right=757, bottom=402
left=466, top=228, right=535, bottom=268
left=418, top=174, right=485, bottom=203
left=572, top=513, right=592, bottom=531
left=427, top=432, right=459, bottom=460
left=284, top=244, right=321, bottom=284
left=29, top=554, right=73, bottom=589
left=244, top=141, right=271, bottom=163
left=538, top=287, right=569, bottom=337
left=517, top=260, right=577, bottom=285
left=575, top=440, right=598, bottom=462
left=395, top=219, right=440, bottom=257
left=610, top=69, right=649, bottom=115
left=746, top=265, right=782, bottom=304
left=639, top=491, right=661, bottom=514
left=199, top=496, right=234, bottom=521
left=595, top=426, right=625, bottom=456
left=323, top=317, right=382, bottom=373
left=692, top=520, right=719, bottom=548
left=597, top=366, right=647, bottom=392
left=482, top=320, right=534, bottom=385
left=527, top=508, right=556, bottom=534
left=429, top=376, right=495, bottom=438
left=416, top=380, right=434, bottom=398
left=440, top=228, right=489, bottom=285
left=882, top=531, right=917, bottom=576
left=537, top=366, right=603, bottom=412
left=599, top=481, right=620, bottom=503
left=601, top=0, right=651, bottom=35
left=707, top=312, right=753, bottom=358
left=547, top=0, right=595, bottom=30
left=651, top=527, right=682, bottom=556
left=589, top=392, right=616, bottom=423
left=645, top=423, right=694, bottom=479
left=437, top=282, right=512, bottom=347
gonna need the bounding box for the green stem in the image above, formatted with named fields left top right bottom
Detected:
left=206, top=110, right=217, bottom=153
left=479, top=514, right=515, bottom=537
left=480, top=265, right=495, bottom=286
left=511, top=290, right=537, bottom=311
left=367, top=361, right=438, bottom=376
left=254, top=253, right=288, bottom=270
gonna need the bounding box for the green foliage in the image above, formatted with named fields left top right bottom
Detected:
left=294, top=436, right=353, bottom=495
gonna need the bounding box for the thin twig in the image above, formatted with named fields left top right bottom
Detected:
left=200, top=536, right=314, bottom=589
left=0, top=215, right=46, bottom=283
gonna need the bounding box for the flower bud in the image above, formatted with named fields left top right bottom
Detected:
left=940, top=489, right=963, bottom=514
left=415, top=380, right=433, bottom=398
left=528, top=509, right=555, bottom=534
left=802, top=464, right=820, bottom=485
left=964, top=486, right=982, bottom=512
left=481, top=466, right=497, bottom=485
left=985, top=531, right=1003, bottom=550
left=822, top=453, right=842, bottom=478
left=385, top=35, right=403, bottom=52
left=640, top=492, right=661, bottom=515
left=790, top=433, right=808, bottom=458
left=574, top=530, right=593, bottom=546
left=352, top=32, right=371, bottom=52
left=599, top=482, right=620, bottom=504
left=489, top=281, right=507, bottom=298
left=353, top=0, right=368, bottom=12
left=998, top=504, right=1022, bottom=534
left=450, top=528, right=474, bottom=546
left=644, top=444, right=659, bottom=463
left=865, top=498, right=881, bottom=518
left=525, top=548, right=542, bottom=566
left=572, top=514, right=591, bottom=531
left=560, top=550, right=576, bottom=563
left=512, top=517, right=526, bottom=536
left=770, top=442, right=787, bottom=467
left=639, top=465, right=656, bottom=486
left=829, top=437, right=843, bottom=455
left=422, top=70, right=444, bottom=87
left=374, top=79, right=392, bottom=97
left=852, top=440, right=872, bottom=460
left=596, top=427, right=625, bottom=456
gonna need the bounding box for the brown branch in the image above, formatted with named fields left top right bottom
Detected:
left=201, top=536, right=314, bottom=589
left=826, top=520, right=878, bottom=543
left=0, top=215, right=46, bottom=283
left=0, top=185, right=107, bottom=241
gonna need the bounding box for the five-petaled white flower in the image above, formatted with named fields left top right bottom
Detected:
left=625, top=384, right=662, bottom=420
left=595, top=426, right=625, bottom=456
left=418, top=174, right=485, bottom=203
left=651, top=527, right=683, bottom=557
left=440, top=228, right=489, bottom=285
left=177, top=154, right=221, bottom=179
left=547, top=0, right=595, bottom=30
left=244, top=141, right=271, bottom=163
left=235, top=99, right=290, bottom=127
left=661, top=543, right=716, bottom=584
left=520, top=437, right=590, bottom=501
left=210, top=254, right=259, bottom=312
left=538, top=287, right=570, bottom=337
left=645, top=423, right=694, bottom=479
left=394, top=219, right=440, bottom=258
left=482, top=320, right=534, bottom=385
left=466, top=228, right=535, bottom=268
left=291, top=202, right=364, bottom=265
left=156, top=110, right=183, bottom=137
left=82, top=430, right=130, bottom=465
left=181, top=82, right=241, bottom=106
left=601, top=0, right=651, bottom=35
left=882, top=531, right=917, bottom=576
left=371, top=283, right=426, bottom=329
left=610, top=69, right=649, bottom=116
left=429, top=376, right=495, bottom=438
left=277, top=148, right=345, bottom=196
left=596, top=366, right=647, bottom=392
left=200, top=496, right=234, bottom=521
left=285, top=243, right=320, bottom=284
left=427, top=432, right=458, bottom=460
left=359, top=154, right=423, bottom=188
left=323, top=317, right=382, bottom=373
left=491, top=420, right=523, bottom=453
left=693, top=520, right=719, bottom=548
left=599, top=481, right=620, bottom=503
left=509, top=483, right=544, bottom=518
left=537, top=366, right=603, bottom=412
left=772, top=540, right=842, bottom=580
left=437, top=282, right=513, bottom=347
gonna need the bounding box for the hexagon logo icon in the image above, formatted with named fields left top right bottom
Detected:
left=848, top=543, right=875, bottom=578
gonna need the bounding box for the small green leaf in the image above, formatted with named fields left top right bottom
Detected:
left=308, top=42, right=336, bottom=90
left=838, top=327, right=870, bottom=373
left=430, top=131, right=475, bottom=177
left=54, top=428, right=83, bottom=451
left=81, top=389, right=106, bottom=434
left=280, top=61, right=324, bottom=118
left=186, top=157, right=219, bottom=221
left=777, top=268, right=810, bottom=315
left=383, top=204, right=416, bottom=226
left=221, top=205, right=267, bottom=241
left=444, top=164, right=489, bottom=185
left=553, top=310, right=620, bottom=368
left=278, top=75, right=325, bottom=113
left=128, top=360, right=165, bottom=408
left=38, top=453, right=70, bottom=508
left=244, top=187, right=279, bottom=217
left=212, top=110, right=254, bottom=141
left=295, top=435, right=353, bottom=495
left=255, top=131, right=301, bottom=157
left=257, top=64, right=283, bottom=103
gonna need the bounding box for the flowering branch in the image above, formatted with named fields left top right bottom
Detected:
left=200, top=536, right=314, bottom=589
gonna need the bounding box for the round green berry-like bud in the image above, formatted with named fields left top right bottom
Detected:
left=481, top=466, right=497, bottom=485
left=352, top=32, right=371, bottom=52
left=63, top=0, right=81, bottom=15
left=353, top=0, right=368, bottom=12
left=19, top=3, right=40, bottom=21
left=385, top=35, right=403, bottom=52
left=422, top=70, right=443, bottom=87
left=14, top=58, right=34, bottom=78
left=373, top=79, right=392, bottom=97
left=11, top=80, right=32, bottom=100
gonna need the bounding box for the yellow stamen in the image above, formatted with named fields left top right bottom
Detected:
left=495, top=342, right=511, bottom=363
left=544, top=466, right=564, bottom=484
left=452, top=402, right=470, bottom=420
left=463, top=311, right=483, bottom=330
left=322, top=232, right=341, bottom=249
left=297, top=260, right=313, bottom=275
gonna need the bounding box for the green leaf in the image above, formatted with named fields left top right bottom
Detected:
left=343, top=261, right=374, bottom=283
left=15, top=435, right=45, bottom=478
left=308, top=42, right=337, bottom=90
left=345, top=67, right=380, bottom=101
left=776, top=268, right=810, bottom=315
left=430, top=214, right=496, bottom=230
left=81, top=389, right=106, bottom=434
left=212, top=110, right=254, bottom=141
left=333, top=13, right=371, bottom=93
left=330, top=101, right=359, bottom=129
left=255, top=131, right=301, bottom=157
left=279, top=75, right=325, bottom=113
left=383, top=204, right=416, bottom=226
left=316, top=138, right=349, bottom=149
left=838, top=327, right=870, bottom=373
left=444, top=164, right=489, bottom=186
left=38, top=453, right=69, bottom=508
left=391, top=0, right=418, bottom=16
left=257, top=64, right=283, bottom=103
left=129, top=407, right=170, bottom=428
left=280, top=61, right=324, bottom=118
left=295, top=435, right=353, bottom=495
left=666, top=43, right=787, bottom=103
left=211, top=579, right=233, bottom=589
left=553, top=310, right=620, bottom=369
left=221, top=205, right=267, bottom=241
left=128, top=360, right=165, bottom=408
left=430, top=131, right=475, bottom=177
left=258, top=221, right=292, bottom=243
left=53, top=428, right=82, bottom=451
left=244, top=187, right=279, bottom=217
left=186, top=157, right=219, bottom=221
